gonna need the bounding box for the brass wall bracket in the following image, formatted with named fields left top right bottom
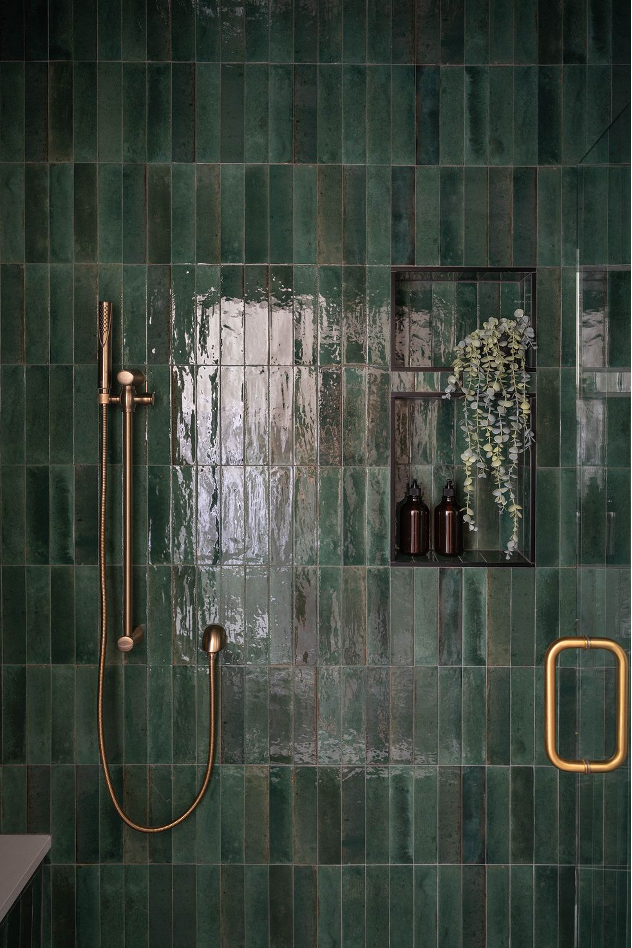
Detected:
left=544, top=636, right=629, bottom=773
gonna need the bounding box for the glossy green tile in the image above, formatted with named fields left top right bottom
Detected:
left=290, top=767, right=317, bottom=868
left=514, top=66, right=538, bottom=165
left=484, top=766, right=510, bottom=865
left=412, top=667, right=437, bottom=766
left=339, top=67, right=366, bottom=165
left=536, top=0, right=561, bottom=62
left=49, top=62, right=73, bottom=163
left=24, top=62, right=47, bottom=163
left=365, top=468, right=389, bottom=567
left=266, top=66, right=292, bottom=162
left=512, top=167, right=537, bottom=266
left=73, top=165, right=97, bottom=263
left=97, top=63, right=122, bottom=163
left=2, top=664, right=27, bottom=765
left=487, top=667, right=510, bottom=765
left=538, top=66, right=563, bottom=165
left=0, top=165, right=24, bottom=263
left=147, top=0, right=171, bottom=62
left=172, top=63, right=195, bottom=163
left=510, top=766, right=535, bottom=866
left=268, top=764, right=292, bottom=865
left=461, top=766, right=485, bottom=864
left=220, top=164, right=245, bottom=263
left=319, top=370, right=342, bottom=474
left=1, top=466, right=25, bottom=564
left=0, top=64, right=24, bottom=161
left=146, top=165, right=171, bottom=264
left=341, top=0, right=365, bottom=62
left=389, top=666, right=412, bottom=764
left=489, top=66, right=513, bottom=165
left=172, top=0, right=195, bottom=61
left=288, top=168, right=317, bottom=266
left=438, top=568, right=462, bottom=665
left=243, top=865, right=268, bottom=948
left=270, top=164, right=293, bottom=263
left=437, top=667, right=460, bottom=765
left=385, top=0, right=410, bottom=60
left=440, top=67, right=464, bottom=165
left=366, top=68, right=390, bottom=166
left=314, top=0, right=341, bottom=60
left=340, top=866, right=364, bottom=948
left=23, top=265, right=48, bottom=363
left=464, top=0, right=488, bottom=63
left=317, top=768, right=341, bottom=866
left=194, top=64, right=221, bottom=162
left=343, top=468, right=366, bottom=565
left=464, top=67, right=489, bottom=167
left=147, top=63, right=172, bottom=161
left=488, top=167, right=512, bottom=266
left=195, top=164, right=221, bottom=263
left=391, top=167, right=414, bottom=265
left=564, top=4, right=587, bottom=63
left=413, top=166, right=439, bottom=267
left=316, top=167, right=342, bottom=265
left=340, top=767, right=364, bottom=864
left=120, top=0, right=146, bottom=60
left=340, top=567, right=364, bottom=665
left=25, top=466, right=49, bottom=564
left=390, top=66, right=415, bottom=165
left=342, top=367, right=366, bottom=465
left=317, top=666, right=341, bottom=765
left=294, top=565, right=318, bottom=662
left=23, top=167, right=48, bottom=265
left=1, top=567, right=27, bottom=671
left=536, top=468, right=561, bottom=567
left=363, top=168, right=390, bottom=268
left=439, top=167, right=464, bottom=266
left=342, top=167, right=366, bottom=266
left=438, top=865, right=462, bottom=947
left=220, top=0, right=245, bottom=61
left=292, top=64, right=317, bottom=164
left=1, top=366, right=24, bottom=464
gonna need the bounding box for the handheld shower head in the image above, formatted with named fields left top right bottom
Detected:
left=98, top=301, right=113, bottom=399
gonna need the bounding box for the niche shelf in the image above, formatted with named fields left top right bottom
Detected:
left=390, top=268, right=537, bottom=568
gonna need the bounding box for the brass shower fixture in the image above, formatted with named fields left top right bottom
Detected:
left=99, top=305, right=154, bottom=653
left=97, top=301, right=225, bottom=832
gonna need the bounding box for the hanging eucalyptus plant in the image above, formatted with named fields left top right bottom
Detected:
left=444, top=310, right=535, bottom=559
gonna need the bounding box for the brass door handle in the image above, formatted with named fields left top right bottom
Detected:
left=544, top=636, right=629, bottom=773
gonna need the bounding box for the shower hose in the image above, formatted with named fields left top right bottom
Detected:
left=98, top=404, right=218, bottom=832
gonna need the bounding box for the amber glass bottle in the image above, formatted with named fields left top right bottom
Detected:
left=399, top=480, right=430, bottom=555
left=433, top=480, right=463, bottom=555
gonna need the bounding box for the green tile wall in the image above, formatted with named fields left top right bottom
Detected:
left=0, top=1, right=630, bottom=946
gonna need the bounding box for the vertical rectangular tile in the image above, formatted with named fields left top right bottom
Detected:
left=391, top=167, right=415, bottom=266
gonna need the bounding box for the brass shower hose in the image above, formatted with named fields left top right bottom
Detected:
left=98, top=404, right=218, bottom=833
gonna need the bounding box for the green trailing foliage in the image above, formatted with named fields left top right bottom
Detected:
left=444, top=311, right=536, bottom=559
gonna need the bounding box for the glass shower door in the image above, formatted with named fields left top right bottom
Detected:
left=574, top=103, right=630, bottom=945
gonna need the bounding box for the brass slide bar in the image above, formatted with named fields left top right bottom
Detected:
left=98, top=302, right=155, bottom=651
left=544, top=636, right=629, bottom=773
left=117, top=370, right=153, bottom=652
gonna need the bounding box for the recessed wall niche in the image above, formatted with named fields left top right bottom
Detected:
left=390, top=268, right=537, bottom=567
